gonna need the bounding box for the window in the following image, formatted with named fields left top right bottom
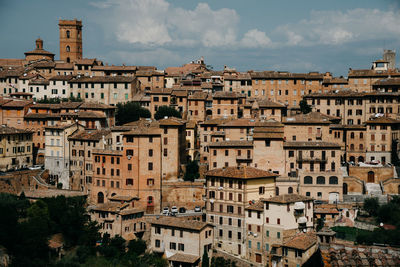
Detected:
left=66, top=45, right=70, bottom=52
left=259, top=186, right=265, bottom=195
left=126, top=179, right=133, bottom=186
left=304, top=176, right=312, bottom=184
left=178, top=243, right=184, bottom=251
left=329, top=176, right=338, bottom=184
left=170, top=242, right=176, bottom=250
left=148, top=162, right=153, bottom=170
left=317, top=176, right=325, bottom=184
left=155, top=239, right=160, bottom=247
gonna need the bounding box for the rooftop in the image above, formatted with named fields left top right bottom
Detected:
left=151, top=217, right=210, bottom=231
left=283, top=232, right=317, bottom=251
left=263, top=194, right=313, bottom=204
left=206, top=166, right=277, bottom=179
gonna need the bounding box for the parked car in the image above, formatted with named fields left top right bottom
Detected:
left=162, top=207, right=169, bottom=215
left=194, top=206, right=201, bottom=212
left=179, top=207, right=186, bottom=213
left=171, top=206, right=178, bottom=214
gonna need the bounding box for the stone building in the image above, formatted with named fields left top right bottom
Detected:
left=59, top=19, right=82, bottom=63
left=205, top=166, right=277, bottom=258
left=0, top=126, right=33, bottom=171
left=150, top=217, right=213, bottom=267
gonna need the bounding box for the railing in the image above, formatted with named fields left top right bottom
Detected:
left=296, top=157, right=327, bottom=162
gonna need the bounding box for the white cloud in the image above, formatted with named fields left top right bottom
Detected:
left=277, top=8, right=400, bottom=46
left=92, top=0, right=271, bottom=48
left=240, top=29, right=272, bottom=48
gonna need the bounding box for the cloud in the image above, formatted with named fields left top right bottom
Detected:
left=91, top=0, right=271, bottom=48
left=240, top=29, right=272, bottom=48
left=277, top=8, right=400, bottom=46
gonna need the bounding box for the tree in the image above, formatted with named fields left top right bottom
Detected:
left=363, top=197, right=379, bottom=217
left=115, top=102, right=151, bottom=125
left=154, top=106, right=181, bottom=120
left=299, top=99, right=312, bottom=114
left=127, top=239, right=146, bottom=255
left=201, top=249, right=210, bottom=267
left=184, top=160, right=200, bottom=181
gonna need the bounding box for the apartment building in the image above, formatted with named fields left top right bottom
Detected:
left=44, top=123, right=84, bottom=188
left=69, top=76, right=139, bottom=105
left=0, top=126, right=33, bottom=171
left=89, top=200, right=146, bottom=241
left=188, top=91, right=209, bottom=122
left=0, top=99, right=31, bottom=128
left=151, top=217, right=213, bottom=267
left=205, top=166, right=277, bottom=258
left=212, top=91, right=243, bottom=119
left=209, top=140, right=253, bottom=170
left=68, top=129, right=111, bottom=191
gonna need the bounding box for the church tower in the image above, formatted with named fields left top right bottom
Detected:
left=59, top=19, right=82, bottom=63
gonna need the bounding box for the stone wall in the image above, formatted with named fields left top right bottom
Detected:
left=161, top=180, right=205, bottom=210
left=348, top=166, right=394, bottom=184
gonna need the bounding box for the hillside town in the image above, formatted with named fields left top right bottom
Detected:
left=1, top=19, right=400, bottom=267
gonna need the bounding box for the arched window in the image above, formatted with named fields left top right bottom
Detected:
left=350, top=144, right=355, bottom=151
left=358, top=156, right=364, bottom=163
left=66, top=30, right=70, bottom=38
left=275, top=187, right=279, bottom=196
left=147, top=196, right=153, bottom=205
left=349, top=156, right=355, bottom=162
left=288, top=187, right=293, bottom=194
left=111, top=193, right=116, bottom=197
left=359, top=144, right=364, bottom=150
left=304, top=176, right=313, bottom=184
left=66, top=45, right=70, bottom=52
left=317, top=176, right=325, bottom=184
left=97, top=192, right=104, bottom=203
left=329, top=176, right=338, bottom=184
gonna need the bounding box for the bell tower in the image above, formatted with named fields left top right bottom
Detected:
left=59, top=19, right=82, bottom=63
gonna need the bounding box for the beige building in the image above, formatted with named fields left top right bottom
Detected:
left=89, top=199, right=146, bottom=241
left=205, top=166, right=277, bottom=258
left=0, top=126, right=33, bottom=171
left=150, top=217, right=213, bottom=267
left=44, top=123, right=84, bottom=189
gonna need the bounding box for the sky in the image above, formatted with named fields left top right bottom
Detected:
left=0, top=0, right=399, bottom=76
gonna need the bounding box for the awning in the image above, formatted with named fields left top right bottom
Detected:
left=298, top=217, right=307, bottom=224
left=294, top=202, right=305, bottom=210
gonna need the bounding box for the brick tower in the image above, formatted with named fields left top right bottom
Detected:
left=59, top=19, right=82, bottom=63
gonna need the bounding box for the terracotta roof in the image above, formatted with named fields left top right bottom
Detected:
left=30, top=61, right=56, bottom=68
left=365, top=117, right=400, bottom=124
left=70, top=76, right=134, bottom=83
left=158, top=117, right=184, bottom=126
left=59, top=111, right=106, bottom=119
left=89, top=202, right=128, bottom=212
left=283, top=232, right=317, bottom=250
left=206, top=166, right=277, bottom=179
left=186, top=120, right=196, bottom=129
left=0, top=125, right=32, bottom=135
left=305, top=90, right=365, bottom=98
left=30, top=103, right=60, bottom=109
left=322, top=77, right=348, bottom=84
left=68, top=129, right=111, bottom=141
left=24, top=48, right=54, bottom=56
left=59, top=102, right=82, bottom=109
left=124, top=127, right=162, bottom=136
left=373, top=78, right=400, bottom=86
left=48, top=75, right=75, bottom=81
left=245, top=200, right=264, bottom=211
left=284, top=112, right=340, bottom=124
left=253, top=132, right=284, bottom=139
left=188, top=91, right=208, bottom=100
left=0, top=58, right=24, bottom=67
left=172, top=90, right=188, bottom=97
left=168, top=253, right=200, bottom=264
left=54, top=63, right=74, bottom=70
left=200, top=118, right=233, bottom=126
left=213, top=91, right=241, bottom=99
left=92, top=65, right=137, bottom=71
left=151, top=217, right=210, bottom=231
left=79, top=102, right=115, bottom=110
left=25, top=113, right=55, bottom=119
left=263, top=194, right=313, bottom=204
left=283, top=141, right=341, bottom=148
left=45, top=123, right=80, bottom=130
left=224, top=73, right=251, bottom=80
left=1, top=99, right=31, bottom=108
left=74, top=58, right=97, bottom=65
left=149, top=88, right=173, bottom=95
left=209, top=140, right=253, bottom=147
left=249, top=71, right=324, bottom=79
left=108, top=195, right=139, bottom=202
left=348, top=69, right=400, bottom=78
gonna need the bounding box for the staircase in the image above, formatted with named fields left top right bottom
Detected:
left=365, top=183, right=382, bottom=195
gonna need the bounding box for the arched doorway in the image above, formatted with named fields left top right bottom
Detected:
left=97, top=192, right=104, bottom=203
left=343, top=183, right=348, bottom=195
left=358, top=156, right=364, bottom=163
left=349, top=156, right=355, bottom=163
left=368, top=171, right=374, bottom=183
left=288, top=187, right=293, bottom=194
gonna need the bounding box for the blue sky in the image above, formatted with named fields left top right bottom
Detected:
left=0, top=0, right=399, bottom=76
